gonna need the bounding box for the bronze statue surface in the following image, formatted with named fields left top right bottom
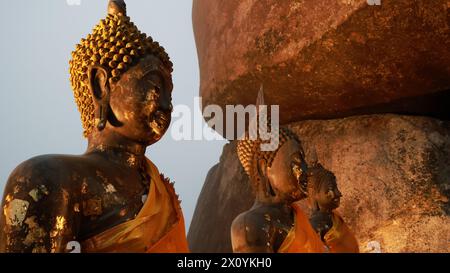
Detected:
left=231, top=94, right=358, bottom=252
left=0, top=0, right=188, bottom=253
left=232, top=135, right=307, bottom=252
left=306, top=164, right=343, bottom=241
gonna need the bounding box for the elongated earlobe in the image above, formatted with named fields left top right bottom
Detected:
left=266, top=177, right=276, bottom=197
left=257, top=159, right=276, bottom=197
left=97, top=104, right=108, bottom=131
left=87, top=65, right=111, bottom=131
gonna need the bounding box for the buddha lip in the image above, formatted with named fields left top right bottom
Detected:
left=150, top=120, right=164, bottom=136
left=149, top=111, right=169, bottom=134
left=157, top=115, right=169, bottom=128
left=157, top=112, right=169, bottom=124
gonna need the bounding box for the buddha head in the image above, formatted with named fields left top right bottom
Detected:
left=307, top=164, right=342, bottom=212
left=69, top=0, right=173, bottom=145
left=237, top=122, right=308, bottom=204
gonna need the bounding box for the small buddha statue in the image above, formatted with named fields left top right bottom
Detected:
left=0, top=0, right=189, bottom=253
left=230, top=92, right=359, bottom=253
left=306, top=164, right=359, bottom=252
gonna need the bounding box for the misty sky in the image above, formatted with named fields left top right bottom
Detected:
left=0, top=0, right=227, bottom=230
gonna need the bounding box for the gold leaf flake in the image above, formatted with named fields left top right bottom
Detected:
left=3, top=199, right=29, bottom=226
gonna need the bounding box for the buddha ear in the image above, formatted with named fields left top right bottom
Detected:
left=256, top=158, right=267, bottom=178
left=257, top=159, right=276, bottom=197
left=87, top=65, right=111, bottom=131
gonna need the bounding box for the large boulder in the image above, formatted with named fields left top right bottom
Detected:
left=187, top=141, right=254, bottom=253
left=188, top=114, right=450, bottom=253
left=193, top=0, right=450, bottom=138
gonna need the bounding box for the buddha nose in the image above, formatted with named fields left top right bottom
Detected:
left=158, top=92, right=172, bottom=112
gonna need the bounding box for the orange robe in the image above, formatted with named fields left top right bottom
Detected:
left=278, top=203, right=359, bottom=253
left=81, top=159, right=190, bottom=253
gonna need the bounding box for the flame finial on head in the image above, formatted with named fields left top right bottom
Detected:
left=237, top=85, right=301, bottom=178
left=256, top=84, right=265, bottom=109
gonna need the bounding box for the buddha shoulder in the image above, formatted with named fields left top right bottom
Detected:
left=0, top=155, right=86, bottom=252
left=231, top=208, right=276, bottom=252
left=3, top=154, right=88, bottom=200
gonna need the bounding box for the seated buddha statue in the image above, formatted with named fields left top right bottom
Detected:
left=305, top=163, right=359, bottom=252
left=231, top=96, right=359, bottom=253
left=0, top=0, right=189, bottom=253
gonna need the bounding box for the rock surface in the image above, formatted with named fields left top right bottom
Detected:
left=187, top=141, right=254, bottom=253
left=188, top=114, right=450, bottom=253
left=193, top=0, right=450, bottom=138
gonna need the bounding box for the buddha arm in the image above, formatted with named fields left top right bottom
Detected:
left=0, top=158, right=80, bottom=253
left=231, top=213, right=275, bottom=253
left=324, top=212, right=360, bottom=253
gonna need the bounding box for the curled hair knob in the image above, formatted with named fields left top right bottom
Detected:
left=108, top=0, right=127, bottom=16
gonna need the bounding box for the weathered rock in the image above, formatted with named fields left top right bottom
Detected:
left=193, top=0, right=450, bottom=138
left=188, top=114, right=450, bottom=253
left=187, top=141, right=254, bottom=253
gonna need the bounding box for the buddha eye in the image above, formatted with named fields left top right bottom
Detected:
left=148, top=82, right=160, bottom=94
left=291, top=163, right=302, bottom=178
left=327, top=189, right=335, bottom=199
left=144, top=73, right=163, bottom=94
left=291, top=152, right=306, bottom=179
left=146, top=89, right=159, bottom=102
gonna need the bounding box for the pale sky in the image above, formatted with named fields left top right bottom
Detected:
left=0, top=0, right=227, bottom=230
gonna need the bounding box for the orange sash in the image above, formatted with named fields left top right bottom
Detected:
left=278, top=203, right=359, bottom=253
left=324, top=212, right=360, bottom=253
left=81, top=159, right=189, bottom=253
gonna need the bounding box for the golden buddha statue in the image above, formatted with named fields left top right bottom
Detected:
left=0, top=0, right=189, bottom=253
left=231, top=92, right=359, bottom=253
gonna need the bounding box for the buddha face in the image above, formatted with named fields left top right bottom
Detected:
left=315, top=175, right=342, bottom=211
left=91, top=54, right=173, bottom=145
left=110, top=54, right=173, bottom=144
left=308, top=166, right=342, bottom=211
left=265, top=139, right=308, bottom=203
